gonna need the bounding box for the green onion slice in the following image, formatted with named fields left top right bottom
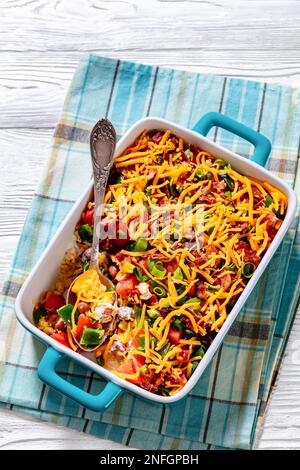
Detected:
left=153, top=286, right=167, bottom=298
left=265, top=195, right=274, bottom=207
left=78, top=224, right=93, bottom=243
left=147, top=259, right=166, bottom=279
left=147, top=308, right=161, bottom=319
left=241, top=262, right=256, bottom=278
left=131, top=238, right=148, bottom=252
left=173, top=267, right=184, bottom=281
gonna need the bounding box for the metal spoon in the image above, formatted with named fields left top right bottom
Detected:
left=67, top=118, right=117, bottom=351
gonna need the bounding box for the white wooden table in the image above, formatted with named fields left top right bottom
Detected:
left=0, top=0, right=299, bottom=450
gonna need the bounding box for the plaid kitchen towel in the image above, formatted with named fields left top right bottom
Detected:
left=0, top=54, right=299, bottom=450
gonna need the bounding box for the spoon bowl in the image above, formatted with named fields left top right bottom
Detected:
left=66, top=269, right=115, bottom=306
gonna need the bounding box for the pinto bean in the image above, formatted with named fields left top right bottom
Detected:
left=54, top=318, right=66, bottom=331
left=77, top=301, right=90, bottom=315
left=108, top=265, right=119, bottom=279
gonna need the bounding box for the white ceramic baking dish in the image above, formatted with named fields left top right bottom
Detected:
left=15, top=112, right=297, bottom=411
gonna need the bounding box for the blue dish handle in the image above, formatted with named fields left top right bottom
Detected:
left=38, top=347, right=122, bottom=412
left=193, top=111, right=271, bottom=167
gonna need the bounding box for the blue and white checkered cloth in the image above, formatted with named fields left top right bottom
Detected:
left=0, top=54, right=299, bottom=449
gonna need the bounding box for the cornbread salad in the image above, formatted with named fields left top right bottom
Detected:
left=33, top=129, right=287, bottom=396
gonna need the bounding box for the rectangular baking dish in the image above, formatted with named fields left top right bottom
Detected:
left=15, top=112, right=297, bottom=411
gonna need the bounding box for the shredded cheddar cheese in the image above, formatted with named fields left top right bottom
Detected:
left=35, top=127, right=287, bottom=398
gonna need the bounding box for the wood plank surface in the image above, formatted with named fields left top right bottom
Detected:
left=0, top=0, right=299, bottom=450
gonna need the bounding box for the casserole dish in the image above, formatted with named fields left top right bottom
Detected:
left=15, top=112, right=297, bottom=411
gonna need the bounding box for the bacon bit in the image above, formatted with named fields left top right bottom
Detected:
left=149, top=253, right=168, bottom=260
left=108, top=265, right=119, bottom=279
left=139, top=370, right=164, bottom=393
left=264, top=212, right=281, bottom=242
left=205, top=245, right=221, bottom=267
left=170, top=136, right=179, bottom=147
left=147, top=293, right=158, bottom=306
left=54, top=318, right=66, bottom=331
left=178, top=171, right=191, bottom=185
left=198, top=194, right=217, bottom=204
left=167, top=373, right=187, bottom=386
left=236, top=240, right=249, bottom=252
left=253, top=187, right=263, bottom=201
left=193, top=253, right=209, bottom=267
left=212, top=180, right=226, bottom=193
left=237, top=222, right=249, bottom=233
left=265, top=213, right=278, bottom=229
left=236, top=240, right=261, bottom=266
left=196, top=281, right=208, bottom=301
left=253, top=187, right=264, bottom=208
left=182, top=317, right=194, bottom=330
left=179, top=149, right=191, bottom=163
left=190, top=145, right=201, bottom=155
left=201, top=184, right=211, bottom=196
left=244, top=251, right=261, bottom=266
left=146, top=169, right=156, bottom=181
left=215, top=273, right=232, bottom=291
left=113, top=252, right=128, bottom=265
left=160, top=308, right=170, bottom=318
left=150, top=131, right=164, bottom=144
left=177, top=347, right=192, bottom=366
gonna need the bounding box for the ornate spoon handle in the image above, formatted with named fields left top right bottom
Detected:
left=89, top=119, right=116, bottom=269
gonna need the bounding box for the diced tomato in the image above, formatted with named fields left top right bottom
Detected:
left=132, top=329, right=145, bottom=348
left=85, top=207, right=94, bottom=225
left=116, top=275, right=139, bottom=298
left=118, top=359, right=136, bottom=375
left=168, top=327, right=182, bottom=345
left=126, top=376, right=142, bottom=385
left=103, top=220, right=129, bottom=248
left=76, top=314, right=94, bottom=340
left=165, top=260, right=178, bottom=274
left=118, top=358, right=142, bottom=385
left=113, top=222, right=130, bottom=248
left=45, top=293, right=65, bottom=311
left=132, top=354, right=145, bottom=368
left=50, top=331, right=71, bottom=349
left=188, top=284, right=196, bottom=296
